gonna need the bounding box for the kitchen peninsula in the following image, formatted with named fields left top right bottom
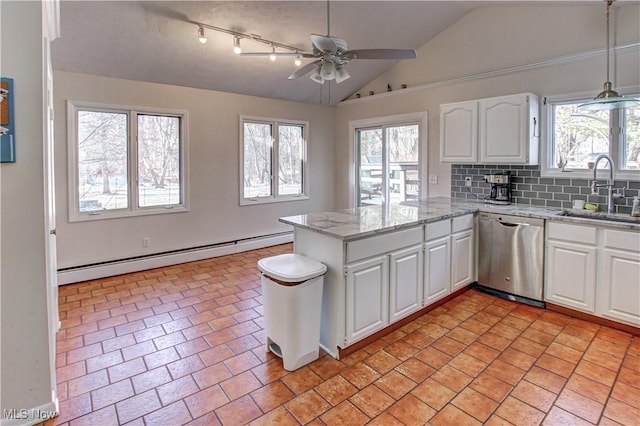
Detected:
left=280, top=198, right=640, bottom=358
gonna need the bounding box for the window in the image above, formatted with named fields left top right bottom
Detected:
left=543, top=91, right=640, bottom=180
left=68, top=101, right=188, bottom=221
left=351, top=112, right=427, bottom=207
left=240, top=116, right=308, bottom=204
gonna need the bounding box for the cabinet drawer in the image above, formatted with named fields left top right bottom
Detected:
left=603, top=229, right=640, bottom=252
left=425, top=219, right=451, bottom=241
left=346, top=226, right=423, bottom=263
left=547, top=222, right=597, bottom=245
left=452, top=214, right=474, bottom=233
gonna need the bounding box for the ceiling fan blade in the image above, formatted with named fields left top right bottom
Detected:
left=288, top=60, right=321, bottom=79
left=311, top=34, right=337, bottom=53
left=343, top=49, right=417, bottom=60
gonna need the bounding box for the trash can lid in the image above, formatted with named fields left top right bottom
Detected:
left=257, top=253, right=327, bottom=283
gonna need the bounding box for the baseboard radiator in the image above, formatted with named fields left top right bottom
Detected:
left=57, top=232, right=293, bottom=285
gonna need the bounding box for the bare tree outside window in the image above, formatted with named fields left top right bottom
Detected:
left=77, top=111, right=128, bottom=212
left=71, top=103, right=186, bottom=220
left=137, top=114, right=181, bottom=207
left=278, top=125, right=303, bottom=195
left=243, top=122, right=273, bottom=198
left=552, top=103, right=609, bottom=169
left=623, top=105, right=640, bottom=170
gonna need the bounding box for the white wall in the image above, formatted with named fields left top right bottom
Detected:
left=1, top=0, right=54, bottom=416
left=53, top=72, right=335, bottom=269
left=334, top=4, right=640, bottom=208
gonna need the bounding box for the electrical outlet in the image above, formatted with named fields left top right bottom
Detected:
left=143, top=237, right=151, bottom=248
left=465, top=176, right=472, bottom=187
left=429, top=175, right=438, bottom=184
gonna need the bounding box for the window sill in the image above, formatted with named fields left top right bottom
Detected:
left=240, top=195, right=309, bottom=206
left=69, top=205, right=189, bottom=223
left=542, top=169, right=640, bottom=182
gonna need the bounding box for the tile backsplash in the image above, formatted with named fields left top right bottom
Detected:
left=450, top=164, right=640, bottom=214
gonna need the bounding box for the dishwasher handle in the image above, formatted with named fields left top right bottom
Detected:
left=497, top=221, right=519, bottom=227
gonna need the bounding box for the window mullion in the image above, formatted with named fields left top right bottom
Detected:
left=382, top=125, right=389, bottom=204
left=130, top=111, right=138, bottom=211
left=272, top=123, right=277, bottom=198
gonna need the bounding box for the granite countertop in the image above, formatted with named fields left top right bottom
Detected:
left=279, top=197, right=640, bottom=240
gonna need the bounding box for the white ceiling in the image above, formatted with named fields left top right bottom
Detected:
left=51, top=1, right=603, bottom=105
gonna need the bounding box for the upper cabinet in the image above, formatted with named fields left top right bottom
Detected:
left=440, top=101, right=478, bottom=163
left=440, top=93, right=539, bottom=165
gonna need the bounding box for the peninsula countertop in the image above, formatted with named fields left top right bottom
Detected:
left=279, top=197, right=640, bottom=240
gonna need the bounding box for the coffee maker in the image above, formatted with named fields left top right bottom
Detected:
left=484, top=172, right=511, bottom=205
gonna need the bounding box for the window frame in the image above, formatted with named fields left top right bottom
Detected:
left=349, top=112, right=428, bottom=208
left=67, top=100, right=189, bottom=222
left=541, top=87, right=640, bottom=181
left=239, top=115, right=309, bottom=206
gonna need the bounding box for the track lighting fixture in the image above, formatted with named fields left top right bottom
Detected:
left=233, top=36, right=242, bottom=54
left=294, top=55, right=302, bottom=67
left=269, top=46, right=277, bottom=61
left=197, top=26, right=207, bottom=44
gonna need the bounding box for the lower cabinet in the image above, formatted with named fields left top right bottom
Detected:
left=389, top=245, right=423, bottom=323
left=424, top=236, right=451, bottom=304
left=546, top=238, right=597, bottom=312
left=546, top=222, right=640, bottom=327
left=424, top=213, right=475, bottom=304
left=345, top=255, right=389, bottom=343
left=451, top=229, right=474, bottom=290
left=597, top=229, right=640, bottom=326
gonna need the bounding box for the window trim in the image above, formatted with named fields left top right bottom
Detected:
left=239, top=115, right=309, bottom=206
left=348, top=112, right=428, bottom=208
left=67, top=100, right=189, bottom=222
left=541, top=87, right=640, bottom=181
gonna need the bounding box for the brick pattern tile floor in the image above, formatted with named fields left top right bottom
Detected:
left=44, top=244, right=640, bottom=425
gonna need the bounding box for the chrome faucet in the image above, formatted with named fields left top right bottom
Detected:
left=590, top=154, right=624, bottom=214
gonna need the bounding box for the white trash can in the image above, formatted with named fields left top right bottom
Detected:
left=258, top=253, right=327, bottom=371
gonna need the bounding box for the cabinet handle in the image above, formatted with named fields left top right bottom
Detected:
left=533, top=117, right=540, bottom=138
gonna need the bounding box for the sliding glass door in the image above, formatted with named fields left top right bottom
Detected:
left=356, top=123, right=420, bottom=207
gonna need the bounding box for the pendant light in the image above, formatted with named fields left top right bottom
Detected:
left=579, top=0, right=640, bottom=111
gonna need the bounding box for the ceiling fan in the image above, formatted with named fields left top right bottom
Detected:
left=289, top=1, right=417, bottom=84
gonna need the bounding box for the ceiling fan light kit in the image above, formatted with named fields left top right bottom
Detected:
left=578, top=0, right=640, bottom=111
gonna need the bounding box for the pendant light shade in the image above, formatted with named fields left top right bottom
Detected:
left=578, top=0, right=640, bottom=111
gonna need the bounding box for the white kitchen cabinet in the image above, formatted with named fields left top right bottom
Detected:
left=389, top=245, right=423, bottom=322
left=479, top=93, right=539, bottom=165
left=423, top=214, right=475, bottom=302
left=440, top=93, right=539, bottom=165
left=545, top=222, right=597, bottom=313
left=345, top=255, right=389, bottom=344
left=597, top=229, right=640, bottom=326
left=440, top=101, right=478, bottom=163
left=451, top=229, right=475, bottom=290
left=424, top=235, right=451, bottom=304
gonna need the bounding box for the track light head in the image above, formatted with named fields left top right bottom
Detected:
left=233, top=36, right=242, bottom=54
left=197, top=26, right=207, bottom=44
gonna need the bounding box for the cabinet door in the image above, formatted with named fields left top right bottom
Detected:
left=598, top=248, right=640, bottom=326
left=389, top=245, right=423, bottom=322
left=479, top=94, right=532, bottom=164
left=545, top=240, right=596, bottom=313
left=440, top=101, right=478, bottom=163
left=345, top=256, right=389, bottom=344
left=424, top=236, right=451, bottom=304
left=451, top=230, right=475, bottom=290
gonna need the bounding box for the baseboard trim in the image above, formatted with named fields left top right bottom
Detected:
left=57, top=232, right=293, bottom=285
left=337, top=284, right=472, bottom=359
left=546, top=303, right=640, bottom=336
left=1, top=401, right=57, bottom=426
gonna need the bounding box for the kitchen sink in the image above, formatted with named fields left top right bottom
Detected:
left=558, top=209, right=640, bottom=225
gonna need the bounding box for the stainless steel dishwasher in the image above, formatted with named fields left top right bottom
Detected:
left=477, top=212, right=545, bottom=307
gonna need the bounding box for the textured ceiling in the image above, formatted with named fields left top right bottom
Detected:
left=51, top=1, right=606, bottom=105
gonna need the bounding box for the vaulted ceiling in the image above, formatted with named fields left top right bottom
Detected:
left=51, top=1, right=604, bottom=105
